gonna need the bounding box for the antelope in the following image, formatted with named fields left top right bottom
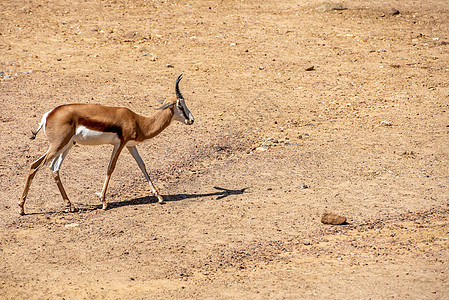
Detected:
left=19, top=74, right=194, bottom=215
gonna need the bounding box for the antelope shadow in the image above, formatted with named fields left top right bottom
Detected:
left=23, top=187, right=248, bottom=215
left=104, top=186, right=249, bottom=209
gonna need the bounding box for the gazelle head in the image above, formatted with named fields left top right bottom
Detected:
left=158, top=74, right=194, bottom=125
left=172, top=74, right=194, bottom=125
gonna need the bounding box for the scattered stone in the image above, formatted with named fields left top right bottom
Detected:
left=316, top=3, right=347, bottom=13
left=381, top=120, right=392, bottom=126
left=166, top=64, right=175, bottom=68
left=305, top=66, right=315, bottom=71
left=321, top=213, right=347, bottom=225
left=65, top=223, right=79, bottom=228
left=255, top=147, right=268, bottom=152
left=387, top=8, right=400, bottom=15
left=399, top=150, right=416, bottom=158
left=124, top=31, right=136, bottom=39
left=21, top=7, right=32, bottom=13
left=302, top=240, right=311, bottom=245
left=259, top=66, right=264, bottom=70
left=300, top=184, right=309, bottom=189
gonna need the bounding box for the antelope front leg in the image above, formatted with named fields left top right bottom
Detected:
left=127, top=146, right=165, bottom=204
left=100, top=143, right=125, bottom=210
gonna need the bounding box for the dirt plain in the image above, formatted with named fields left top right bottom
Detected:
left=1, top=0, right=449, bottom=298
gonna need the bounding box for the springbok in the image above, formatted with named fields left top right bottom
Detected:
left=19, top=74, right=194, bottom=215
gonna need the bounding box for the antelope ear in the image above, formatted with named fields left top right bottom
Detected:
left=157, top=102, right=175, bottom=110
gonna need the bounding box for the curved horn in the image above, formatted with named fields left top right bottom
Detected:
left=175, top=73, right=183, bottom=100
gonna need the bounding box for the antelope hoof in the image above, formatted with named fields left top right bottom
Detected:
left=64, top=205, right=78, bottom=213
left=102, top=203, right=108, bottom=210
left=19, top=201, right=25, bottom=216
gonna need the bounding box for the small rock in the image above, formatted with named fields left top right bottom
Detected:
left=65, top=223, right=79, bottom=228
left=381, top=120, right=392, bottom=126
left=255, top=147, right=268, bottom=152
left=166, top=64, right=175, bottom=68
left=387, top=8, right=400, bottom=15
left=321, top=213, right=347, bottom=225
left=21, top=7, right=32, bottom=13
left=300, top=184, right=309, bottom=189
left=399, top=151, right=415, bottom=158
left=259, top=66, right=264, bottom=70
left=124, top=31, right=136, bottom=39
left=305, top=66, right=315, bottom=71
left=316, top=3, right=347, bottom=13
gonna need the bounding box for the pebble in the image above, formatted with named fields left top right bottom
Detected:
left=305, top=66, right=315, bottom=71
left=300, top=184, right=309, bottom=189
left=124, top=31, right=136, bottom=39
left=381, top=120, right=392, bottom=126
left=321, top=213, right=347, bottom=225
left=387, top=8, right=400, bottom=15
left=316, top=3, right=347, bottom=13
left=65, top=223, right=79, bottom=228
left=399, top=151, right=415, bottom=158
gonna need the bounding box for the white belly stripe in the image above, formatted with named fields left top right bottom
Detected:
left=73, top=125, right=120, bottom=145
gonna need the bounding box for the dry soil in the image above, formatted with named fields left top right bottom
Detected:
left=1, top=0, right=448, bottom=299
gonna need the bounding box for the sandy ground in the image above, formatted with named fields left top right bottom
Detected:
left=1, top=0, right=448, bottom=298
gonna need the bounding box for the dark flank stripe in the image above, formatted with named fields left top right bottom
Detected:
left=78, top=118, right=123, bottom=140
